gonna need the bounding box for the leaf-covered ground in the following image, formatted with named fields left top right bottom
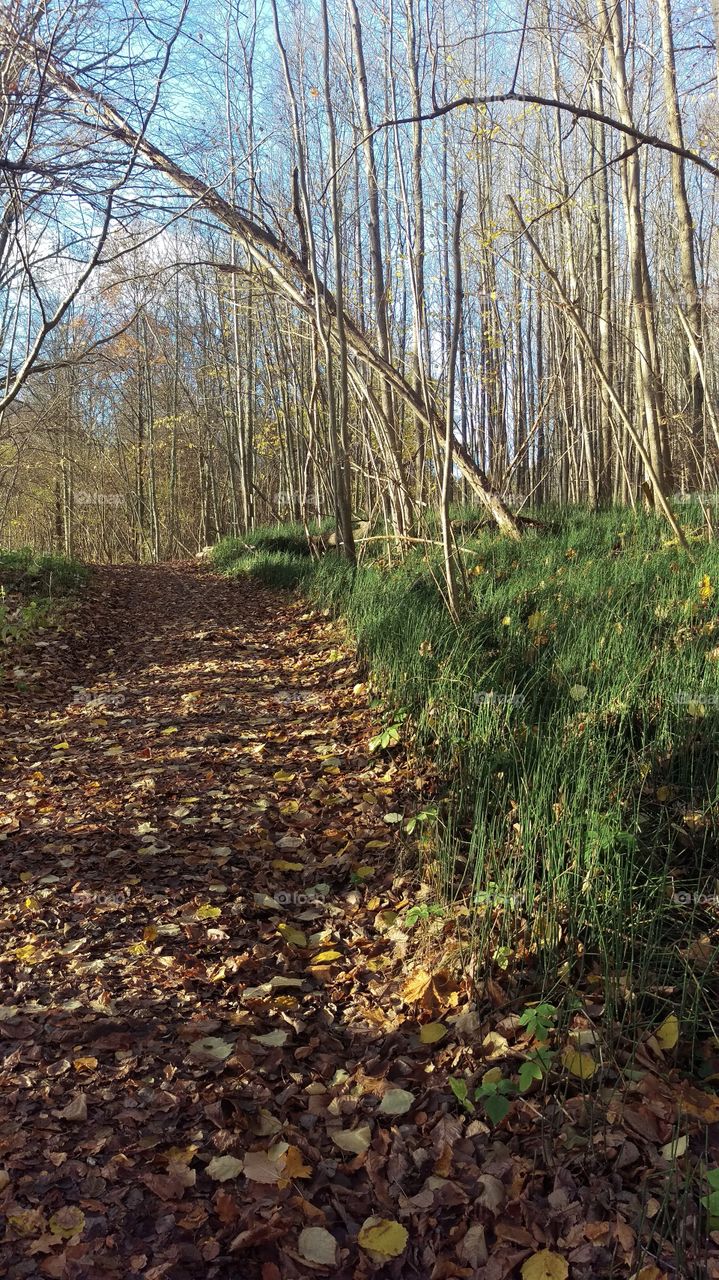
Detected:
left=0, top=563, right=717, bottom=1279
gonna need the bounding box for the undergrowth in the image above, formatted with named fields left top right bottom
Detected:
left=0, top=548, right=88, bottom=658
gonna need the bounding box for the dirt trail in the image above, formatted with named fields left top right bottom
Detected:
left=0, top=564, right=439, bottom=1279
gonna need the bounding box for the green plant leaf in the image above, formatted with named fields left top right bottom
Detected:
left=483, top=1092, right=512, bottom=1124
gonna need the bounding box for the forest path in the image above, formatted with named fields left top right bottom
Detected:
left=1, top=565, right=707, bottom=1280
left=0, top=563, right=453, bottom=1280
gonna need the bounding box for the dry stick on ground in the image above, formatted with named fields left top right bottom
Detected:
left=3, top=18, right=522, bottom=543
left=507, top=196, right=688, bottom=549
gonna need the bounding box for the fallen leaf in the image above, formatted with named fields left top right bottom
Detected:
left=243, top=1145, right=288, bottom=1184
left=311, top=949, right=343, bottom=964
left=661, top=1134, right=687, bottom=1160
left=358, top=1217, right=408, bottom=1261
left=280, top=1145, right=312, bottom=1180
left=277, top=923, right=307, bottom=948
left=251, top=1030, right=288, bottom=1047
left=196, top=903, right=221, bottom=920
left=207, top=1155, right=244, bottom=1182
left=72, top=1057, right=97, bottom=1072
left=419, top=1021, right=447, bottom=1044
left=332, top=1125, right=371, bottom=1154
left=379, top=1088, right=415, bottom=1116
left=562, top=1047, right=598, bottom=1079
left=188, top=1036, right=233, bottom=1061
left=298, top=1226, right=338, bottom=1266
left=8, top=1208, right=45, bottom=1236
left=457, top=1223, right=488, bottom=1267
left=61, top=1093, right=87, bottom=1121
left=655, top=1014, right=679, bottom=1051
left=521, top=1249, right=569, bottom=1280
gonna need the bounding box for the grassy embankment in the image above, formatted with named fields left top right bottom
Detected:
left=213, top=509, right=719, bottom=1059
left=0, top=548, right=88, bottom=670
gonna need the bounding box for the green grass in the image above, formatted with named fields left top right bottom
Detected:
left=212, top=519, right=333, bottom=570
left=214, top=507, right=719, bottom=1059
left=0, top=547, right=88, bottom=594
left=0, top=548, right=89, bottom=654
left=220, top=548, right=310, bottom=589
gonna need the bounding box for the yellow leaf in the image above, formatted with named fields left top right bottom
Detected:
left=15, top=944, right=39, bottom=965
left=419, top=1021, right=447, bottom=1045
left=280, top=1144, right=312, bottom=1180
left=128, top=941, right=146, bottom=956
left=143, top=925, right=158, bottom=943
left=311, top=949, right=343, bottom=964
left=277, top=923, right=307, bottom=948
left=353, top=864, right=375, bottom=880
left=401, top=967, right=459, bottom=1014
left=165, top=1144, right=198, bottom=1165
left=661, top=1134, right=687, bottom=1160
left=273, top=769, right=296, bottom=782
left=160, top=726, right=178, bottom=735
left=687, top=701, right=706, bottom=718
left=562, top=1047, right=598, bottom=1079
left=271, top=859, right=303, bottom=871
left=24, top=897, right=40, bottom=910
left=656, top=1013, right=679, bottom=1051
left=699, top=574, right=714, bottom=605
left=521, top=1250, right=569, bottom=1280
left=49, top=1206, right=85, bottom=1239
left=53, top=741, right=70, bottom=750
left=358, top=1216, right=408, bottom=1261
left=8, top=1208, right=45, bottom=1236
left=196, top=903, right=221, bottom=920
left=72, top=1056, right=98, bottom=1072
left=527, top=611, right=546, bottom=633
left=482, top=1066, right=505, bottom=1085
